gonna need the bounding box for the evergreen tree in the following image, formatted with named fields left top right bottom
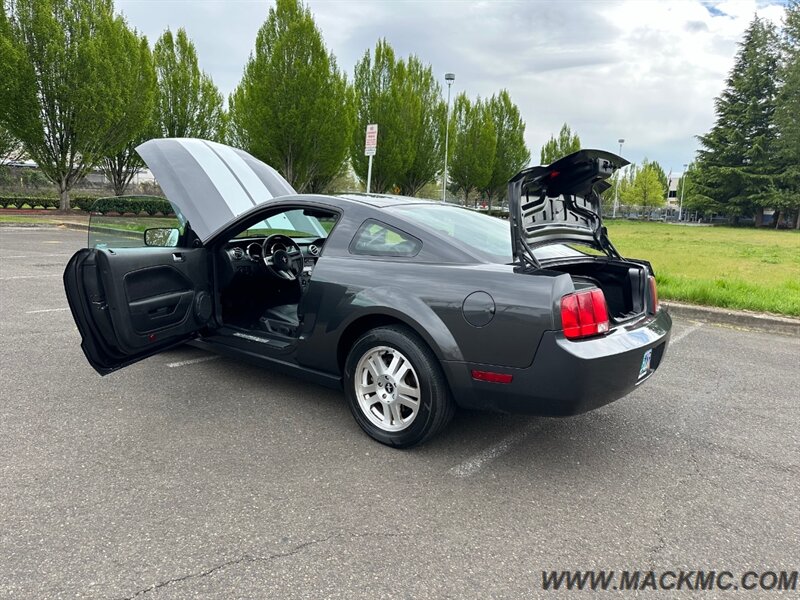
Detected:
left=540, top=123, right=580, bottom=164
left=480, top=90, right=530, bottom=208
left=774, top=0, right=800, bottom=228
left=695, top=16, right=781, bottom=225
left=230, top=0, right=352, bottom=192
left=679, top=162, right=719, bottom=218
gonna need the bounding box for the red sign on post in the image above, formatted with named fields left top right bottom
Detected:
left=364, top=124, right=378, bottom=156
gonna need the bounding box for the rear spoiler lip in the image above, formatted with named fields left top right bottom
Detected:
left=509, top=149, right=629, bottom=196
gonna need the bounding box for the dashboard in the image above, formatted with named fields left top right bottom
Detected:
left=220, top=237, right=326, bottom=286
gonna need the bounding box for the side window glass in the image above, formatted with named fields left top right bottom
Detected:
left=349, top=220, right=421, bottom=257
left=87, top=196, right=185, bottom=249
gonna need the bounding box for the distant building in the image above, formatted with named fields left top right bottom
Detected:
left=666, top=174, right=680, bottom=208
left=5, top=159, right=155, bottom=186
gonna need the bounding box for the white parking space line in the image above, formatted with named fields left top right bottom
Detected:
left=166, top=355, right=220, bottom=368
left=449, top=426, right=536, bottom=478
left=670, top=322, right=703, bottom=345
left=450, top=322, right=705, bottom=478
left=0, top=274, right=61, bottom=280
left=0, top=229, right=71, bottom=233
left=2, top=254, right=71, bottom=259
left=25, top=307, right=69, bottom=314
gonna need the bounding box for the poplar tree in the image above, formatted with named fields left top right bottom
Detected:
left=153, top=28, right=225, bottom=141
left=0, top=0, right=155, bottom=209
left=0, top=125, right=23, bottom=164
left=539, top=123, right=580, bottom=164
left=394, top=55, right=446, bottom=197
left=480, top=90, right=530, bottom=208
left=622, top=162, right=666, bottom=217
left=351, top=40, right=414, bottom=193
left=229, top=0, right=352, bottom=193
left=448, top=94, right=496, bottom=204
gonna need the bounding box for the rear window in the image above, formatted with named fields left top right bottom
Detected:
left=350, top=220, right=421, bottom=257
left=388, top=204, right=512, bottom=262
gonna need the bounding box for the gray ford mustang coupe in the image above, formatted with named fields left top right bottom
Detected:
left=64, top=138, right=672, bottom=447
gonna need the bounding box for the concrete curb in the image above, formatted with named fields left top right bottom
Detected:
left=57, top=222, right=90, bottom=231
left=0, top=221, right=88, bottom=230
left=663, top=300, right=800, bottom=337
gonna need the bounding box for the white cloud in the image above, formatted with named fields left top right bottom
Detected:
left=116, top=0, right=786, bottom=173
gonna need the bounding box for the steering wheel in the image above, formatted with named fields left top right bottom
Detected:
left=261, top=234, right=304, bottom=281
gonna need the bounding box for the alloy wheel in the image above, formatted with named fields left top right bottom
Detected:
left=354, top=345, right=422, bottom=432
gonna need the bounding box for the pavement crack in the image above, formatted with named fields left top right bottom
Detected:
left=116, top=531, right=407, bottom=599
left=117, top=535, right=336, bottom=600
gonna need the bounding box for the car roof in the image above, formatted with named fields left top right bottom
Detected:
left=335, top=192, right=440, bottom=208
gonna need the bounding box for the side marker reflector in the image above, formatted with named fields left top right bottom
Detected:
left=471, top=370, right=513, bottom=384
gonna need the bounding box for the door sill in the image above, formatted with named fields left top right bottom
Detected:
left=218, top=325, right=295, bottom=351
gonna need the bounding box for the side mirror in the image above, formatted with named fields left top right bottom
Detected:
left=144, top=227, right=180, bottom=247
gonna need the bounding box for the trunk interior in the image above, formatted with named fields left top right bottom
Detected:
left=547, top=259, right=648, bottom=322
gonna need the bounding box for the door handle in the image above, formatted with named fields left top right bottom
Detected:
left=172, top=253, right=184, bottom=262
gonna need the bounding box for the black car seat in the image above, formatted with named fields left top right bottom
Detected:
left=259, top=303, right=299, bottom=336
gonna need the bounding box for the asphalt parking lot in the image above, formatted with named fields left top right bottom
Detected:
left=1, top=227, right=798, bottom=599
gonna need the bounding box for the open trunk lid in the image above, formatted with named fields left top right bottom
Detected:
left=508, top=149, right=629, bottom=268
left=135, top=138, right=296, bottom=243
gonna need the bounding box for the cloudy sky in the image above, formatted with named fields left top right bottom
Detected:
left=116, top=0, right=788, bottom=174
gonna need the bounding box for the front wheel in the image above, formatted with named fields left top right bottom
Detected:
left=344, top=325, right=455, bottom=448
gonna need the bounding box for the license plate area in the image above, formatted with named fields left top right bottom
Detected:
left=638, top=348, right=653, bottom=379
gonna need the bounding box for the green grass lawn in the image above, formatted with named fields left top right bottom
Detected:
left=606, top=221, right=800, bottom=316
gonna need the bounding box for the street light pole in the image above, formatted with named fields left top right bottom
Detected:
left=612, top=138, right=625, bottom=218
left=442, top=72, right=455, bottom=202
left=678, top=163, right=688, bottom=221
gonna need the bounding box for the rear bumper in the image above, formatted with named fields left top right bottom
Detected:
left=442, top=308, right=672, bottom=415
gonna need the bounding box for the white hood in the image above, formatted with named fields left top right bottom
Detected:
left=136, top=138, right=296, bottom=242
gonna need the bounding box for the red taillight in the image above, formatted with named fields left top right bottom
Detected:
left=649, top=276, right=659, bottom=312
left=560, top=288, right=609, bottom=340
left=471, top=370, right=513, bottom=384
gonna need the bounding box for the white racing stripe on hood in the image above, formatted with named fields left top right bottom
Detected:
left=204, top=141, right=272, bottom=206
left=136, top=138, right=297, bottom=243
left=181, top=139, right=258, bottom=214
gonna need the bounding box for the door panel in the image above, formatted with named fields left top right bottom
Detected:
left=64, top=246, right=213, bottom=374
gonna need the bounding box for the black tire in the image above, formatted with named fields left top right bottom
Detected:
left=344, top=325, right=455, bottom=448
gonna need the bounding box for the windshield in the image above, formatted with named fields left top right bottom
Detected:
left=236, top=209, right=335, bottom=239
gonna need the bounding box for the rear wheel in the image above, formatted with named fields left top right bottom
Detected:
left=344, top=325, right=455, bottom=447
